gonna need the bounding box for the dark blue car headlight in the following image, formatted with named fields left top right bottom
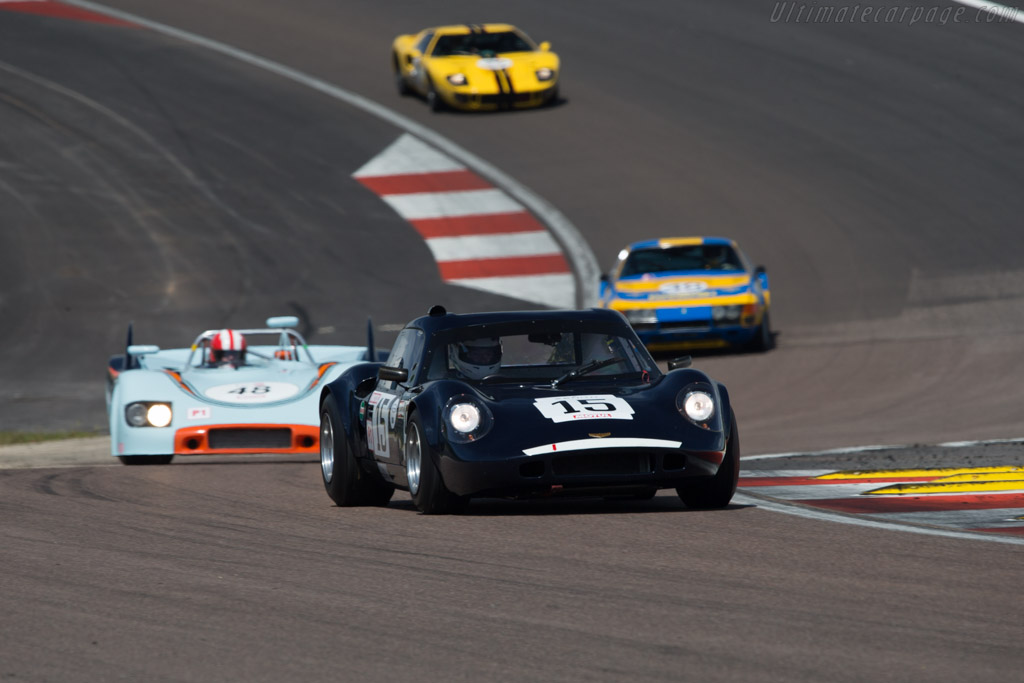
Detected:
left=444, top=395, right=493, bottom=444
left=675, top=383, right=722, bottom=431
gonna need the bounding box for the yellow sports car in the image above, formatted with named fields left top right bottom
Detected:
left=392, top=24, right=559, bottom=111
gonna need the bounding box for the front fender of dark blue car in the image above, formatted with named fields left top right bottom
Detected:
left=412, top=370, right=732, bottom=497
left=320, top=362, right=383, bottom=463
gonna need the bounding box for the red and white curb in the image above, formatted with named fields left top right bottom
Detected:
left=355, top=134, right=576, bottom=308
left=0, top=0, right=136, bottom=25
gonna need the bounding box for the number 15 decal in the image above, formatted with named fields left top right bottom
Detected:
left=371, top=395, right=394, bottom=459
left=532, top=395, right=634, bottom=423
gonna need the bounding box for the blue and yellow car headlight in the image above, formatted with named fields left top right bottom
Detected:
left=712, top=305, right=742, bottom=323
left=623, top=309, right=657, bottom=325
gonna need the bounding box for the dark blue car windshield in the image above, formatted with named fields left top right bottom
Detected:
left=425, top=322, right=659, bottom=383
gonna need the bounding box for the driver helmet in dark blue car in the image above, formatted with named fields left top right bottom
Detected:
left=452, top=337, right=502, bottom=380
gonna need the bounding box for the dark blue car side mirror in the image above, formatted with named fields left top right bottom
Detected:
left=667, top=356, right=692, bottom=371
left=378, top=366, right=409, bottom=383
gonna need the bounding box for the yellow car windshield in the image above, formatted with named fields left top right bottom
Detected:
left=432, top=31, right=532, bottom=57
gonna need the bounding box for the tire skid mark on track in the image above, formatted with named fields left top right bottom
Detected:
left=354, top=134, right=575, bottom=308
left=31, top=472, right=61, bottom=497
left=25, top=469, right=115, bottom=502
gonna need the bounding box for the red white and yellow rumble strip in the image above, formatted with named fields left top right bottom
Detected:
left=740, top=466, right=1024, bottom=537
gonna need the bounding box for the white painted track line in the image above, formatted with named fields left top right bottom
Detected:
left=734, top=491, right=1024, bottom=546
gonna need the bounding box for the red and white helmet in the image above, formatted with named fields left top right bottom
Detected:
left=211, top=329, right=247, bottom=365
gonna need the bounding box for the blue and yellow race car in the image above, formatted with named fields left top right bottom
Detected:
left=599, top=237, right=772, bottom=352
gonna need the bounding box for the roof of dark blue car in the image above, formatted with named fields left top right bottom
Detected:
left=406, top=307, right=628, bottom=333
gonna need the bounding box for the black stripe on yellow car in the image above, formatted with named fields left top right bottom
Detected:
left=502, top=68, right=516, bottom=97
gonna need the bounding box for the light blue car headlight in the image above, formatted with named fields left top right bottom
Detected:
left=126, top=402, right=173, bottom=428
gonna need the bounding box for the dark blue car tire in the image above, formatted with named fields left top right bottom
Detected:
left=676, top=411, right=739, bottom=509
left=320, top=394, right=394, bottom=507
left=406, top=413, right=468, bottom=515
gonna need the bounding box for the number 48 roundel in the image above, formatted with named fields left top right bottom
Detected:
left=532, top=395, right=634, bottom=423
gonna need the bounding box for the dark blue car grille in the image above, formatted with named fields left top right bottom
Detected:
left=551, top=452, right=655, bottom=477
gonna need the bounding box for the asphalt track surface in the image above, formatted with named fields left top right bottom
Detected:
left=2, top=1, right=1024, bottom=681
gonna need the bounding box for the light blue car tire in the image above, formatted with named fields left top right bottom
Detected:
left=118, top=455, right=173, bottom=465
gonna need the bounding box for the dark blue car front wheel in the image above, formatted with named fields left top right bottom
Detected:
left=676, top=410, right=739, bottom=509
left=405, top=413, right=468, bottom=515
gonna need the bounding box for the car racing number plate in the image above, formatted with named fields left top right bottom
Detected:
left=476, top=57, right=514, bottom=71
left=367, top=391, right=394, bottom=459
left=532, top=395, right=634, bottom=423
left=204, top=381, right=299, bottom=403
left=658, top=281, right=708, bottom=296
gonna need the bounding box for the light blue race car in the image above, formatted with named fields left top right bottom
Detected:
left=106, top=316, right=378, bottom=465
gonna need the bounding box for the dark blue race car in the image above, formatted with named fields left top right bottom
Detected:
left=318, top=306, right=740, bottom=514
